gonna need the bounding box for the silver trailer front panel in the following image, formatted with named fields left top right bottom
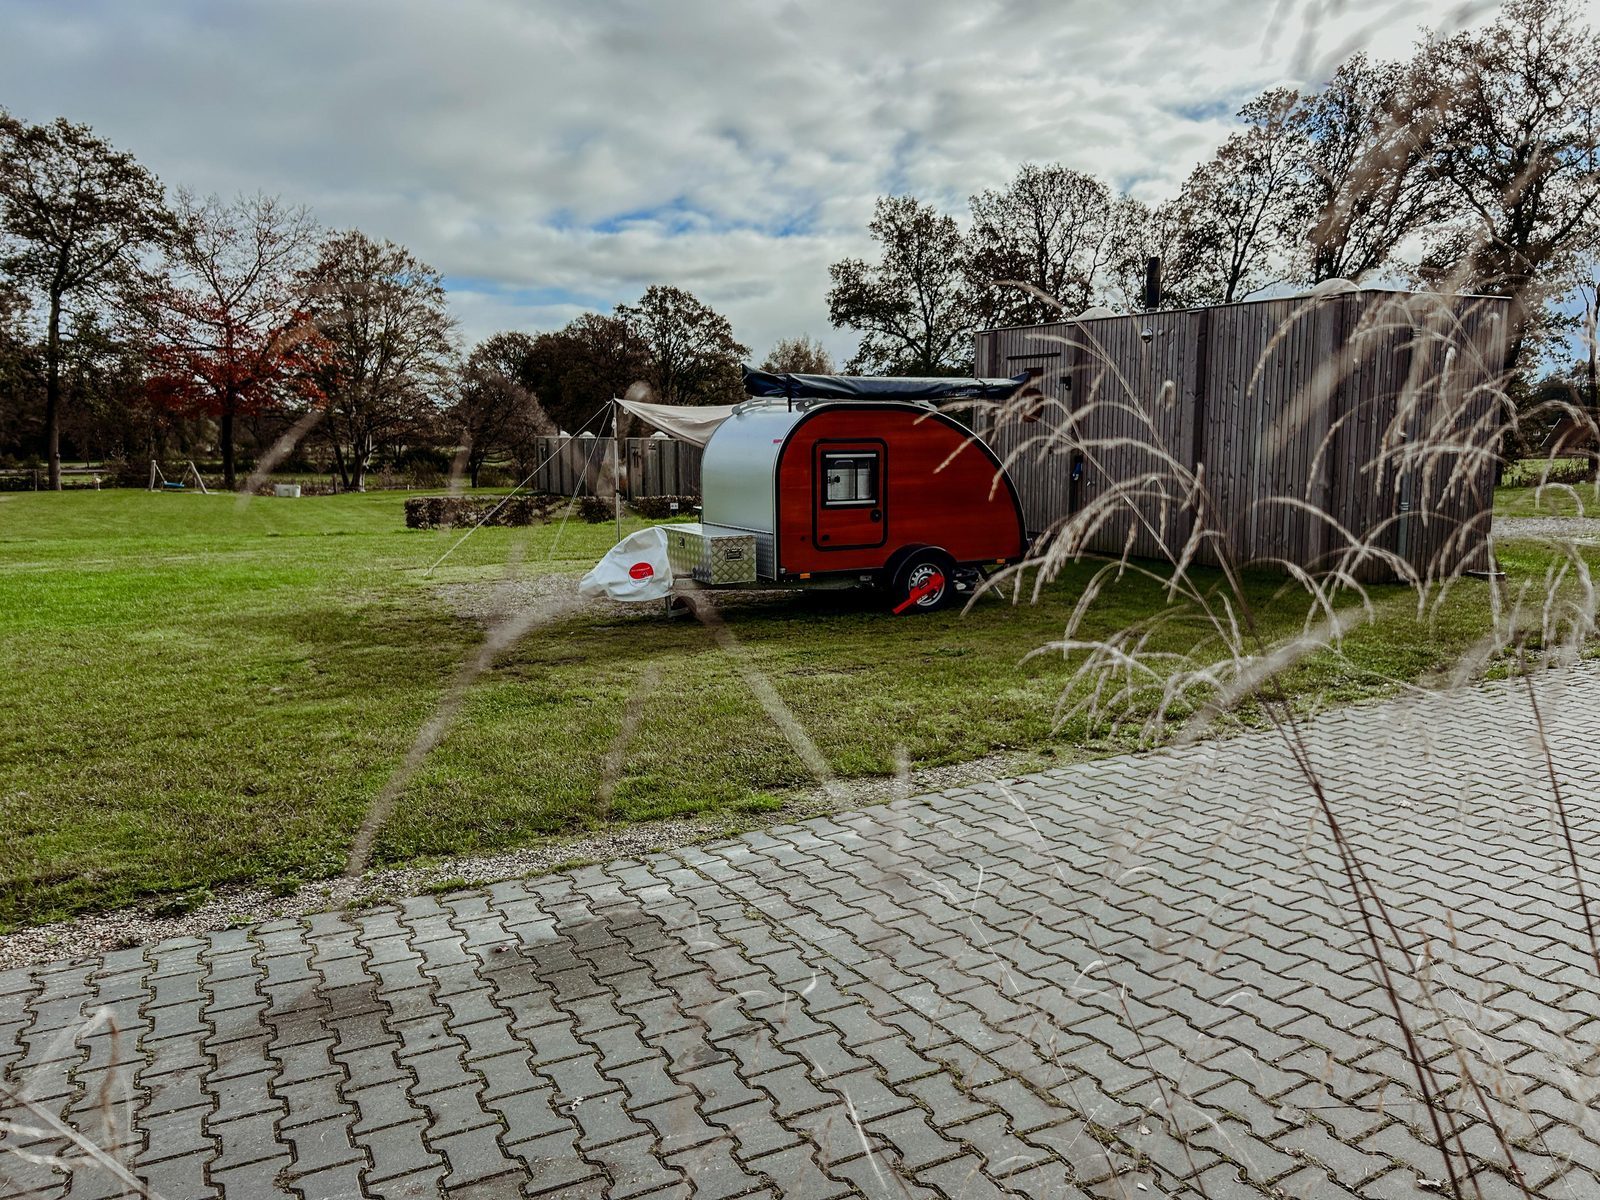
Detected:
left=699, top=405, right=807, bottom=580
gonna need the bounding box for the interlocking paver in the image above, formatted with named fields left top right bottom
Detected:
left=9, top=670, right=1600, bottom=1195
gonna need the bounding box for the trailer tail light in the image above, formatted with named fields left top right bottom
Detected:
left=799, top=572, right=812, bottom=579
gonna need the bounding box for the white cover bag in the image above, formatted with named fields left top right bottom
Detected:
left=578, top=526, right=675, bottom=602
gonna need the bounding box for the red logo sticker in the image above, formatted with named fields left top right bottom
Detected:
left=628, top=562, right=654, bottom=580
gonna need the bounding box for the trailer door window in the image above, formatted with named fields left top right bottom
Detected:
left=822, top=452, right=878, bottom=505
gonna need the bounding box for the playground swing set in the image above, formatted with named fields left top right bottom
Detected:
left=146, top=460, right=210, bottom=493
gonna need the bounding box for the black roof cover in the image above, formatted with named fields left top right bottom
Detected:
left=743, top=367, right=1030, bottom=401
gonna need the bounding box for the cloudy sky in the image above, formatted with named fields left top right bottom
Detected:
left=1, top=0, right=1501, bottom=362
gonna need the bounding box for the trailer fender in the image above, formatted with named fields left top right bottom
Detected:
left=881, top=542, right=931, bottom=583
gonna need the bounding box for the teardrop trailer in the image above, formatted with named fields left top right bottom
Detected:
left=613, top=369, right=1034, bottom=614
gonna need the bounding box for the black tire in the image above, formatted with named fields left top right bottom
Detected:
left=889, top=547, right=956, bottom=614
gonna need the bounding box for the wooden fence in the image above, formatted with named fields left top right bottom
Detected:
left=972, top=289, right=1511, bottom=582
left=528, top=435, right=702, bottom=500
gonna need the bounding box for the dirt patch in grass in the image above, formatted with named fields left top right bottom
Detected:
left=432, top=573, right=819, bottom=625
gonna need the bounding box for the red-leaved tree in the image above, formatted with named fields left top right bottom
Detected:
left=144, top=192, right=319, bottom=488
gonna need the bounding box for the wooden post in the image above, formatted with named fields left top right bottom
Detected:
left=613, top=400, right=623, bottom=542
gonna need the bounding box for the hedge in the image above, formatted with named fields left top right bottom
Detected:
left=404, top=494, right=566, bottom=530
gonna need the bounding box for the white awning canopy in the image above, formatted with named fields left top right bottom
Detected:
left=614, top=397, right=734, bottom=448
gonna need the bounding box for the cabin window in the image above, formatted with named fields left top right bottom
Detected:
left=822, top=452, right=879, bottom=506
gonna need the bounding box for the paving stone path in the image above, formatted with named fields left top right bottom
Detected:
left=5, top=667, right=1600, bottom=1199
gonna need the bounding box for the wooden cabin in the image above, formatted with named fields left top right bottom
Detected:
left=971, top=289, right=1512, bottom=582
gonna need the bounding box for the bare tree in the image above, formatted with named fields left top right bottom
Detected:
left=0, top=114, right=169, bottom=488
left=759, top=334, right=834, bottom=375
left=1417, top=0, right=1600, bottom=373
left=300, top=230, right=456, bottom=491
left=966, top=164, right=1127, bottom=324
left=144, top=192, right=318, bottom=487
left=1102, top=196, right=1198, bottom=311
left=1576, top=256, right=1599, bottom=418
left=1291, top=54, right=1447, bottom=282
left=1163, top=91, right=1311, bottom=304
left=828, top=195, right=978, bottom=374
left=616, top=284, right=747, bottom=406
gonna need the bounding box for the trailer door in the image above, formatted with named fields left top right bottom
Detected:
left=814, top=441, right=887, bottom=551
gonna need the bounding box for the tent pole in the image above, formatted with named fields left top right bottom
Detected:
left=613, top=398, right=622, bottom=542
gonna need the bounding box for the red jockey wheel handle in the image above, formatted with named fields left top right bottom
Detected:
left=892, top=571, right=945, bottom=615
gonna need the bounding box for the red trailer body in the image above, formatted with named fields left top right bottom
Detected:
left=774, top=405, right=1026, bottom=576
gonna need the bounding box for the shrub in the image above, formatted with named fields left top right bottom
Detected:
left=403, top=494, right=565, bottom=530
left=392, top=445, right=453, bottom=472
left=630, top=494, right=700, bottom=520
left=577, top=495, right=613, bottom=523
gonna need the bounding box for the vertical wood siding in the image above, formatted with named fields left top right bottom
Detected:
left=529, top=436, right=703, bottom=500
left=974, top=290, right=1510, bottom=582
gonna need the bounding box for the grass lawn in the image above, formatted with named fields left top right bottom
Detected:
left=0, top=487, right=1557, bottom=930
left=1495, top=480, right=1600, bottom=518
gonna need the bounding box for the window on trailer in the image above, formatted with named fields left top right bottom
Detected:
left=823, top=452, right=879, bottom=505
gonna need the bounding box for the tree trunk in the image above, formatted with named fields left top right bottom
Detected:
left=329, top=439, right=350, bottom=490
left=1587, top=283, right=1598, bottom=485
left=1587, top=283, right=1597, bottom=414
left=220, top=401, right=236, bottom=490
left=352, top=432, right=370, bottom=492
left=45, top=292, right=62, bottom=491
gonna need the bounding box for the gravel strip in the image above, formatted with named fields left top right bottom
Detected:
left=1493, top=515, right=1600, bottom=542
left=0, top=750, right=1046, bottom=969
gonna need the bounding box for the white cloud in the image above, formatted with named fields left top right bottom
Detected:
left=0, top=0, right=1503, bottom=361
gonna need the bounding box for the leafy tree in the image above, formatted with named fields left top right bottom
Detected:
left=760, top=334, right=834, bottom=375
left=1416, top=0, right=1600, bottom=372
left=1288, top=55, right=1445, bottom=283
left=56, top=310, right=153, bottom=465
left=143, top=192, right=319, bottom=487
left=828, top=196, right=978, bottom=374
left=502, top=389, right=558, bottom=483
left=966, top=164, right=1131, bottom=325
left=0, top=283, right=39, bottom=459
left=299, top=230, right=456, bottom=491
left=523, top=313, right=648, bottom=433
left=615, top=285, right=747, bottom=405
left=451, top=331, right=553, bottom=485
left=0, top=113, right=170, bottom=488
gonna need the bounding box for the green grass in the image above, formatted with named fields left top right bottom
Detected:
left=0, top=489, right=1538, bottom=930
left=1496, top=480, right=1600, bottom=518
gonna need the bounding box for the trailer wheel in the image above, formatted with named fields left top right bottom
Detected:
left=889, top=548, right=955, bottom=614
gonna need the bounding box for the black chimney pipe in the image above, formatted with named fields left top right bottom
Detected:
left=1143, top=256, right=1162, bottom=311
